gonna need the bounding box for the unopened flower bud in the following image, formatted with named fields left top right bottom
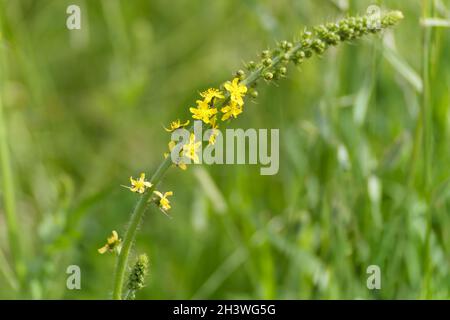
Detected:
left=263, top=58, right=272, bottom=67
left=261, top=50, right=271, bottom=58
left=264, top=72, right=274, bottom=80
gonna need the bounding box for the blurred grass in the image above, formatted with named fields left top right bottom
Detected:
left=0, top=0, right=449, bottom=299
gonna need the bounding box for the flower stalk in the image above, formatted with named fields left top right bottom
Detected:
left=111, top=10, right=404, bottom=299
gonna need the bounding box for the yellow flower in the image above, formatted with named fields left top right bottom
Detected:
left=200, top=88, right=224, bottom=103
left=208, top=116, right=220, bottom=145
left=224, top=77, right=247, bottom=106
left=98, top=230, right=122, bottom=254
left=182, top=133, right=202, bottom=163
left=128, top=173, right=152, bottom=194
left=164, top=119, right=190, bottom=132
left=153, top=190, right=173, bottom=211
left=189, top=99, right=217, bottom=124
left=164, top=140, right=187, bottom=170
left=221, top=101, right=243, bottom=121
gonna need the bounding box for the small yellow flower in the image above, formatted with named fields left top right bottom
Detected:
left=128, top=173, right=152, bottom=194
left=221, top=101, right=243, bottom=121
left=164, top=119, right=190, bottom=132
left=98, top=230, right=122, bottom=254
left=153, top=190, right=173, bottom=211
left=200, top=88, right=224, bottom=103
left=224, top=77, right=247, bottom=106
left=189, top=100, right=217, bottom=124
left=164, top=140, right=187, bottom=170
left=182, top=133, right=202, bottom=163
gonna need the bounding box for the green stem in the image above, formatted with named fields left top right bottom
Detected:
left=0, top=35, right=25, bottom=286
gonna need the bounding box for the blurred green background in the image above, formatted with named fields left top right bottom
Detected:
left=0, top=0, right=449, bottom=299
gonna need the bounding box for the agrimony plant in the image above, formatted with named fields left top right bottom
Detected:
left=102, top=10, right=404, bottom=299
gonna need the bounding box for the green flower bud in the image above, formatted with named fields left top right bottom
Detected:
left=295, top=51, right=306, bottom=59
left=312, top=39, right=326, bottom=54
left=263, top=58, right=272, bottom=67
left=236, top=69, right=246, bottom=79
left=246, top=61, right=256, bottom=71
left=301, top=38, right=312, bottom=48
left=261, top=50, right=271, bottom=58
left=381, top=10, right=404, bottom=28
left=293, top=57, right=304, bottom=65
left=280, top=40, right=293, bottom=51
left=281, top=53, right=291, bottom=63
left=264, top=72, right=274, bottom=80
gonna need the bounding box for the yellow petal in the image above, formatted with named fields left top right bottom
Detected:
left=178, top=163, right=187, bottom=170
left=153, top=190, right=163, bottom=198
left=144, top=181, right=153, bottom=188
left=98, top=246, right=108, bottom=254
